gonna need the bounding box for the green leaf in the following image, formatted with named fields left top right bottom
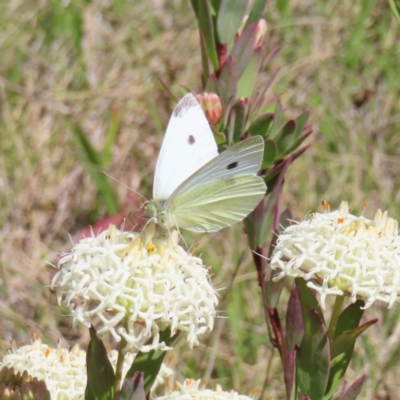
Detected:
left=218, top=56, right=238, bottom=108
left=262, top=139, right=277, bottom=168
left=389, top=0, right=400, bottom=23
left=205, top=74, right=220, bottom=95
left=334, top=300, right=365, bottom=340
left=70, top=122, right=120, bottom=215
left=196, top=1, right=219, bottom=71
left=237, top=49, right=261, bottom=99
left=268, top=102, right=283, bottom=138
left=248, top=113, right=274, bottom=137
left=231, top=100, right=247, bottom=142
left=324, top=312, right=376, bottom=399
left=296, top=278, right=324, bottom=324
left=244, top=196, right=265, bottom=250
left=297, top=310, right=330, bottom=400
left=117, top=372, right=146, bottom=400
left=200, top=32, right=211, bottom=88
left=85, top=326, right=115, bottom=400
left=280, top=128, right=312, bottom=159
left=276, top=120, right=296, bottom=156
left=246, top=0, right=268, bottom=26
left=229, top=23, right=257, bottom=78
left=293, top=111, right=310, bottom=140
left=216, top=0, right=248, bottom=44
left=125, top=329, right=176, bottom=394
left=103, top=108, right=121, bottom=167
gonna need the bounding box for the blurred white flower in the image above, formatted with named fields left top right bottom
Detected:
left=0, top=340, right=86, bottom=400
left=0, top=339, right=174, bottom=400
left=156, top=379, right=258, bottom=400
left=51, top=225, right=218, bottom=352
left=270, top=201, right=400, bottom=309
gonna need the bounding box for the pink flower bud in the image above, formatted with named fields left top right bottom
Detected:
left=196, top=93, right=222, bottom=125
left=236, top=17, right=267, bottom=49
left=255, top=19, right=267, bottom=49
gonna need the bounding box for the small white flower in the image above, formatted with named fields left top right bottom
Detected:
left=156, top=379, right=258, bottom=400
left=270, top=201, right=400, bottom=309
left=51, top=225, right=218, bottom=352
left=0, top=339, right=174, bottom=400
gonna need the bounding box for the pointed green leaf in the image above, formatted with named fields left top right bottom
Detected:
left=389, top=0, right=400, bottom=23
left=248, top=113, right=274, bottom=138
left=237, top=49, right=261, bottom=99
left=117, top=372, right=146, bottom=400
left=334, top=300, right=365, bottom=339
left=200, top=32, right=211, bottom=87
left=125, top=329, right=176, bottom=394
left=246, top=0, right=268, bottom=26
left=262, top=139, right=277, bottom=168
left=324, top=317, right=376, bottom=399
left=205, top=74, right=220, bottom=95
left=86, top=326, right=115, bottom=400
left=209, top=0, right=221, bottom=15
left=280, top=129, right=312, bottom=159
left=229, top=23, right=257, bottom=78
left=268, top=102, right=282, bottom=138
left=338, top=375, right=366, bottom=400
left=218, top=56, right=238, bottom=108
left=70, top=122, right=119, bottom=215
left=196, top=1, right=219, bottom=71
left=297, top=310, right=330, bottom=399
left=276, top=120, right=296, bottom=156
left=244, top=196, right=265, bottom=250
left=293, top=111, right=310, bottom=139
left=296, top=278, right=324, bottom=323
left=232, top=100, right=247, bottom=142
left=216, top=0, right=248, bottom=44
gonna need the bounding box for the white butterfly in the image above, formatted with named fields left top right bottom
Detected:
left=144, top=93, right=267, bottom=232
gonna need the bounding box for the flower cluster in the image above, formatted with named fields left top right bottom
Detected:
left=51, top=225, right=218, bottom=352
left=270, top=201, right=400, bottom=309
left=156, top=379, right=257, bottom=400
left=0, top=339, right=173, bottom=400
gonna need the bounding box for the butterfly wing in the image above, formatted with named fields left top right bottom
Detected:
left=153, top=93, right=218, bottom=200
left=167, top=135, right=265, bottom=201
left=168, top=175, right=266, bottom=232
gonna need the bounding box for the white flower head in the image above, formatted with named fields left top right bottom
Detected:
left=0, top=339, right=174, bottom=400
left=156, top=379, right=259, bottom=400
left=0, top=339, right=86, bottom=400
left=51, top=225, right=218, bottom=352
left=270, top=201, right=400, bottom=309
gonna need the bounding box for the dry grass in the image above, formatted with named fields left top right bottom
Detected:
left=1, top=0, right=400, bottom=398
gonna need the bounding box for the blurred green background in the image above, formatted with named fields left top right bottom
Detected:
left=1, top=1, right=400, bottom=398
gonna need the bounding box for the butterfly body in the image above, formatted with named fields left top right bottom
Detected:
left=144, top=93, right=267, bottom=233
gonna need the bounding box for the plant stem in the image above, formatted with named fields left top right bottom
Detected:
left=328, top=295, right=345, bottom=341
left=114, top=328, right=128, bottom=393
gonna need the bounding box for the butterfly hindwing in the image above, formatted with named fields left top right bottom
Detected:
left=168, top=175, right=266, bottom=232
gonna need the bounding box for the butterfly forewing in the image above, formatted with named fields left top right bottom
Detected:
left=153, top=93, right=218, bottom=200
left=168, top=175, right=267, bottom=232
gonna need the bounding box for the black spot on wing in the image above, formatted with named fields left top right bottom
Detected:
left=226, top=161, right=239, bottom=170
left=188, top=135, right=195, bottom=144
left=173, top=94, right=198, bottom=117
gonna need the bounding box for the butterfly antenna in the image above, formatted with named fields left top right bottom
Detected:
left=102, top=171, right=148, bottom=202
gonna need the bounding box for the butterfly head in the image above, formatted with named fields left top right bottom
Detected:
left=143, top=199, right=177, bottom=231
